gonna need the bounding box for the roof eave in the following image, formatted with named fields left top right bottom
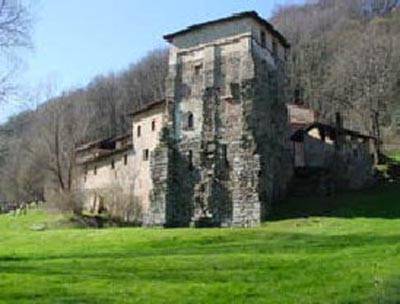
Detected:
left=128, top=99, right=166, bottom=117
left=164, top=11, right=290, bottom=49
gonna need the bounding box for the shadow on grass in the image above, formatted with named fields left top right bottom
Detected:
left=0, top=230, right=399, bottom=300
left=271, top=151, right=400, bottom=221
left=1, top=230, right=400, bottom=265
left=272, top=184, right=400, bottom=221
left=370, top=275, right=400, bottom=304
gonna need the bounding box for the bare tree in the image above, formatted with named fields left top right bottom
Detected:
left=273, top=0, right=400, bottom=141
left=0, top=46, right=168, bottom=206
left=0, top=0, right=32, bottom=103
left=31, top=87, right=92, bottom=195
left=0, top=0, right=31, bottom=49
left=86, top=74, right=122, bottom=138
left=121, top=48, right=168, bottom=110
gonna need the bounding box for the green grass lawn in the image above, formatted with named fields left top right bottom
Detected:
left=386, top=150, right=400, bottom=163
left=390, top=152, right=400, bottom=163
left=1, top=185, right=400, bottom=303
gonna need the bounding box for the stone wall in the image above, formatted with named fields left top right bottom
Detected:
left=131, top=104, right=166, bottom=217
left=77, top=151, right=135, bottom=219
left=294, top=126, right=376, bottom=190
left=155, top=17, right=292, bottom=227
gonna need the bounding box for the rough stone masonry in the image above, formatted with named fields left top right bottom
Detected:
left=146, top=11, right=293, bottom=227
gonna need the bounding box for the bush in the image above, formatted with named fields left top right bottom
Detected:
left=101, top=190, right=142, bottom=225
left=46, top=190, right=85, bottom=215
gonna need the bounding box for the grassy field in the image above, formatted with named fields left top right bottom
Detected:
left=1, top=185, right=400, bottom=303
left=388, top=151, right=400, bottom=163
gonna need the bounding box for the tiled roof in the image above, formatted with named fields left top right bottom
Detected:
left=164, top=11, right=290, bottom=48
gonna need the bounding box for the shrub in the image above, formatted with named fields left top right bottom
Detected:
left=46, top=190, right=85, bottom=215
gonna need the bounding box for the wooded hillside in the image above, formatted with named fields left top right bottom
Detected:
left=272, top=0, right=400, bottom=143
left=0, top=49, right=168, bottom=203
left=0, top=0, right=399, bottom=204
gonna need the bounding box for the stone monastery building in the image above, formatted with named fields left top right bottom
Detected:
left=76, top=12, right=377, bottom=228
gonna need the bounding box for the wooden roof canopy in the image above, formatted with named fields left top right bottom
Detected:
left=291, top=123, right=377, bottom=143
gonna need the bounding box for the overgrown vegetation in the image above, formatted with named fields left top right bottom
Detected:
left=272, top=0, right=400, bottom=143
left=0, top=185, right=400, bottom=303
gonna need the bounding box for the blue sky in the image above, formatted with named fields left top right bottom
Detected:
left=1, top=0, right=304, bottom=122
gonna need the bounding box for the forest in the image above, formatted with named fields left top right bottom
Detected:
left=0, top=0, right=399, bottom=204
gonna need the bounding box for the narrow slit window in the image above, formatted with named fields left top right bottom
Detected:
left=111, top=159, right=115, bottom=170
left=151, top=120, right=156, bottom=131
left=188, top=150, right=193, bottom=170
left=260, top=30, right=266, bottom=48
left=124, top=154, right=128, bottom=165
left=294, top=87, right=301, bottom=103
left=137, top=125, right=141, bottom=137
left=221, top=144, right=228, bottom=164
left=143, top=149, right=149, bottom=161
left=94, top=166, right=97, bottom=175
left=272, top=39, right=278, bottom=56
left=188, top=113, right=194, bottom=129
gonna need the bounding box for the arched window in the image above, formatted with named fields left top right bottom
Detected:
left=188, top=113, right=194, bottom=129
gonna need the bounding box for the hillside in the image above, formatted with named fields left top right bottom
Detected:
left=272, top=0, right=400, bottom=144
left=1, top=0, right=400, bottom=204
left=1, top=184, right=400, bottom=303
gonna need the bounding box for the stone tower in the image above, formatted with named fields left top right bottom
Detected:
left=146, top=11, right=292, bottom=227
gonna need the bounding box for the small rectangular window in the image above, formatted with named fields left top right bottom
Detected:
left=84, top=166, right=88, bottom=182
left=194, top=64, right=203, bottom=76
left=111, top=159, right=115, bottom=170
left=151, top=120, right=156, bottom=131
left=137, top=125, right=141, bottom=137
left=188, top=113, right=194, bottom=129
left=230, top=83, right=240, bottom=100
left=94, top=166, right=97, bottom=175
left=260, top=31, right=266, bottom=48
left=124, top=154, right=128, bottom=165
left=272, top=39, right=278, bottom=56
left=143, top=149, right=149, bottom=161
